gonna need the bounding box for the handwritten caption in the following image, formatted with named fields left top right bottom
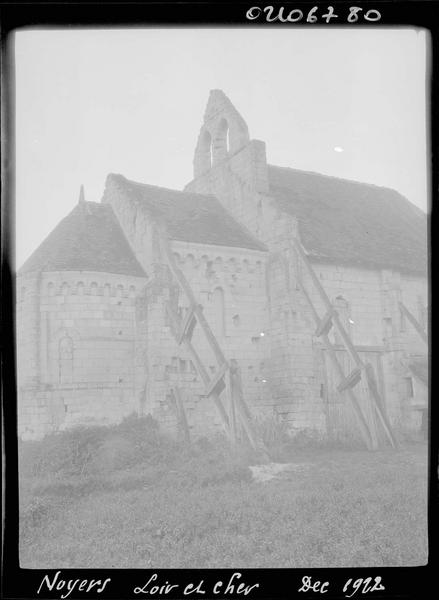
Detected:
left=37, top=572, right=258, bottom=599
left=37, top=571, right=387, bottom=599
left=246, top=5, right=382, bottom=23
left=299, top=575, right=386, bottom=597
left=134, top=573, right=258, bottom=596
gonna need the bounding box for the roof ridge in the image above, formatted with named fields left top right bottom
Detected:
left=107, top=173, right=220, bottom=202
left=267, top=163, right=413, bottom=199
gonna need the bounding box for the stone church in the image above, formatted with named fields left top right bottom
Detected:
left=17, top=90, right=428, bottom=446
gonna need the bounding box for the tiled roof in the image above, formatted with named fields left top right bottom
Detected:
left=104, top=174, right=267, bottom=252
left=268, top=165, right=428, bottom=274
left=19, top=201, right=146, bottom=277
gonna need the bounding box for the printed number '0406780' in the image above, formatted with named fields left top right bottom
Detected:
left=343, top=577, right=385, bottom=597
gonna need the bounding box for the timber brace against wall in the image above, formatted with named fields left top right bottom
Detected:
left=159, top=228, right=270, bottom=459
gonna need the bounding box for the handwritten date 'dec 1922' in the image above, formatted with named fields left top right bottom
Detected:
left=298, top=576, right=385, bottom=597
left=246, top=6, right=381, bottom=23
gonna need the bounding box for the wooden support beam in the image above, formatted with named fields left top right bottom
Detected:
left=166, top=303, right=230, bottom=430
left=399, top=301, right=428, bottom=346
left=317, top=343, right=387, bottom=353
left=293, top=240, right=363, bottom=368
left=315, top=309, right=334, bottom=337
left=296, top=273, right=376, bottom=450
left=172, top=387, right=191, bottom=444
left=177, top=306, right=197, bottom=345
left=230, top=359, right=253, bottom=422
left=160, top=232, right=271, bottom=455
left=337, top=367, right=362, bottom=393
left=230, top=365, right=270, bottom=461
left=225, top=370, right=238, bottom=444
left=204, top=362, right=228, bottom=398
left=293, top=240, right=398, bottom=449
left=364, top=363, right=398, bottom=448
left=324, top=334, right=377, bottom=450
left=162, top=237, right=228, bottom=366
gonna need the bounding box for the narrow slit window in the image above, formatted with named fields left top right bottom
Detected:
left=405, top=377, right=414, bottom=398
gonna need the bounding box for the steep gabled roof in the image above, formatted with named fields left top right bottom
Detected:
left=104, top=174, right=267, bottom=252
left=19, top=201, right=146, bottom=277
left=268, top=165, right=428, bottom=274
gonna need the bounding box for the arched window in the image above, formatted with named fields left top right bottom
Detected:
left=213, top=287, right=226, bottom=337
left=59, top=335, right=74, bottom=384
left=186, top=254, right=195, bottom=269
left=212, top=118, right=229, bottom=164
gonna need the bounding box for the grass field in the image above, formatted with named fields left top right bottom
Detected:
left=19, top=415, right=428, bottom=568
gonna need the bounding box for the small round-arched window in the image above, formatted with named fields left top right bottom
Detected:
left=212, top=118, right=229, bottom=164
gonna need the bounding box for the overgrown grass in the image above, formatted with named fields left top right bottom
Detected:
left=19, top=414, right=428, bottom=568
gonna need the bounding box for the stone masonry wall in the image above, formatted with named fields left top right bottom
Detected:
left=138, top=240, right=271, bottom=439
left=186, top=135, right=328, bottom=434
left=17, top=270, right=147, bottom=439
left=298, top=261, right=428, bottom=435
left=185, top=138, right=428, bottom=437
left=103, top=173, right=274, bottom=437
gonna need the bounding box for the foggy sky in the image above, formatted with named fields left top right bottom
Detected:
left=15, top=28, right=428, bottom=268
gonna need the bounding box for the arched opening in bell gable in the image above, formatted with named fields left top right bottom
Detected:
left=212, top=118, right=229, bottom=164
left=199, top=129, right=213, bottom=173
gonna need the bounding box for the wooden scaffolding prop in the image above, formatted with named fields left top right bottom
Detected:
left=169, top=387, right=191, bottom=444
left=292, top=239, right=398, bottom=450
left=398, top=301, right=428, bottom=347
left=160, top=232, right=269, bottom=459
